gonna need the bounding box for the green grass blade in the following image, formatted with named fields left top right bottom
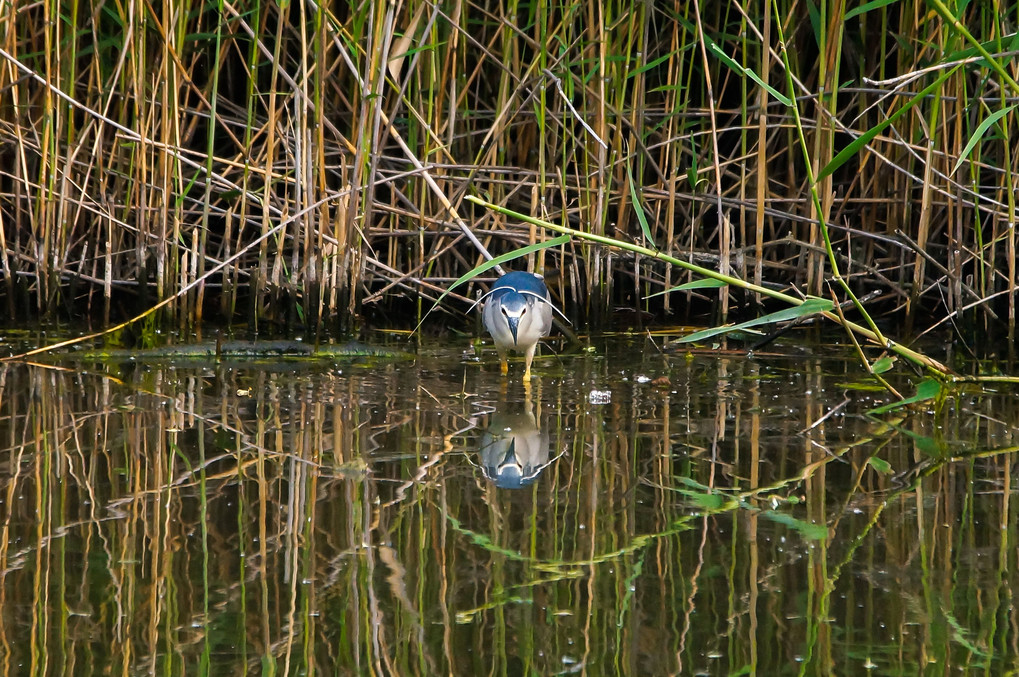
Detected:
left=708, top=42, right=792, bottom=106
left=818, top=66, right=960, bottom=180
left=952, top=104, right=1016, bottom=175
left=844, top=0, right=899, bottom=21
left=761, top=511, right=829, bottom=541
left=626, top=156, right=656, bottom=250
left=871, top=356, right=895, bottom=374
left=867, top=457, right=893, bottom=474
left=677, top=298, right=833, bottom=343
left=627, top=49, right=679, bottom=79
left=866, top=378, right=943, bottom=415
left=645, top=278, right=727, bottom=299
left=926, top=0, right=1019, bottom=94
left=942, top=32, right=1019, bottom=69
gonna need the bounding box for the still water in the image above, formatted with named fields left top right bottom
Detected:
left=0, top=332, right=1017, bottom=675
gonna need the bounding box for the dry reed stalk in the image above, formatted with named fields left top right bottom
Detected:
left=0, top=0, right=1015, bottom=352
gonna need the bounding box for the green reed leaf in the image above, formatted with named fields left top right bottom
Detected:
left=952, top=104, right=1016, bottom=175
left=818, top=65, right=960, bottom=181
left=867, top=378, right=943, bottom=415
left=677, top=298, right=833, bottom=343
left=645, top=278, right=728, bottom=299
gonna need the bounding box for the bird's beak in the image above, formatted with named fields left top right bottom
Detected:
left=506, top=315, right=520, bottom=345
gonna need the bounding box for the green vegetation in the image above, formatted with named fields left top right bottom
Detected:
left=1, top=1, right=1016, bottom=359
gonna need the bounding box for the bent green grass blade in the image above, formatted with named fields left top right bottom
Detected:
left=952, top=104, right=1015, bottom=175
left=677, top=298, right=833, bottom=343
left=707, top=42, right=792, bottom=106
left=926, top=0, right=1019, bottom=95
left=626, top=156, right=656, bottom=249
left=870, top=356, right=895, bottom=374
left=645, top=278, right=728, bottom=299
left=818, top=65, right=960, bottom=181
left=867, top=378, right=943, bottom=415
left=844, top=0, right=899, bottom=21
left=761, top=511, right=829, bottom=541
left=867, top=456, right=893, bottom=474
left=942, top=31, right=1019, bottom=69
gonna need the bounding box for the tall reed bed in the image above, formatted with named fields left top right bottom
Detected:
left=0, top=0, right=1015, bottom=342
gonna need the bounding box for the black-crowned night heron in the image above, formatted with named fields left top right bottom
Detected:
left=479, top=410, right=551, bottom=488
left=479, top=271, right=555, bottom=380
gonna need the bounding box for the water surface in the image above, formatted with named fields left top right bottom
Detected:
left=0, top=333, right=1016, bottom=675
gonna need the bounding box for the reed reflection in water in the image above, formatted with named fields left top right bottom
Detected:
left=0, top=338, right=1017, bottom=675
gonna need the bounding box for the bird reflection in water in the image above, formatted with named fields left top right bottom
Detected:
left=477, top=394, right=559, bottom=489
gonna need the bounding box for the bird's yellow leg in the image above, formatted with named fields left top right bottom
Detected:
left=522, top=345, right=536, bottom=381
left=494, top=347, right=509, bottom=375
